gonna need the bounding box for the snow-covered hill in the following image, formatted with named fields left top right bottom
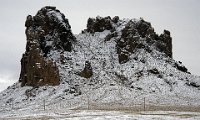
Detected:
left=0, top=6, right=200, bottom=113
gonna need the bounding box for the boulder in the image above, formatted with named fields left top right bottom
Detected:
left=80, top=61, right=93, bottom=78
left=174, top=62, right=188, bottom=73
left=148, top=68, right=160, bottom=74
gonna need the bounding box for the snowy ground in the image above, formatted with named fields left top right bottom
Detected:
left=1, top=110, right=200, bottom=120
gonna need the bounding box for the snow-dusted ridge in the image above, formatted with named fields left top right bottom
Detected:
left=0, top=6, right=200, bottom=115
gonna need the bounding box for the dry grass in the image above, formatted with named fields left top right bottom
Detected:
left=74, top=103, right=200, bottom=112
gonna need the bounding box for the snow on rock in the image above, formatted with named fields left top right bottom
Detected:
left=0, top=6, right=200, bottom=115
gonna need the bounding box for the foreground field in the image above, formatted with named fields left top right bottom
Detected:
left=1, top=110, right=200, bottom=120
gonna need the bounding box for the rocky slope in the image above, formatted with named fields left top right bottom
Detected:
left=0, top=6, right=200, bottom=112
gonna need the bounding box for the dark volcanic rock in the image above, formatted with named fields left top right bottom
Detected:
left=175, top=62, right=188, bottom=73
left=25, top=6, right=75, bottom=55
left=20, top=6, right=75, bottom=87
left=80, top=61, right=93, bottom=78
left=156, top=30, right=172, bottom=58
left=136, top=19, right=153, bottom=38
left=86, top=16, right=114, bottom=33
left=148, top=68, right=160, bottom=74
left=189, top=82, right=200, bottom=88
left=116, top=19, right=173, bottom=64
left=116, top=21, right=140, bottom=63
left=19, top=43, right=60, bottom=87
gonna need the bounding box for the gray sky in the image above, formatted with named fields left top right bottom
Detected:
left=0, top=0, right=200, bottom=92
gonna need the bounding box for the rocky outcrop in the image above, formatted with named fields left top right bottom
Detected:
left=85, top=17, right=173, bottom=64
left=116, top=19, right=173, bottom=64
left=83, top=16, right=173, bottom=64
left=25, top=6, right=75, bottom=55
left=156, top=30, right=172, bottom=58
left=19, top=7, right=183, bottom=88
left=86, top=16, right=117, bottom=33
left=19, top=6, right=75, bottom=87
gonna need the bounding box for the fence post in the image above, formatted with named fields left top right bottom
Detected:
left=12, top=101, right=13, bottom=110
left=144, top=97, right=146, bottom=111
left=87, top=96, right=89, bottom=110
left=43, top=99, right=45, bottom=111
left=70, top=100, right=71, bottom=108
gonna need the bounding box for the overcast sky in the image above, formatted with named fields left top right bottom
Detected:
left=0, top=0, right=200, bottom=92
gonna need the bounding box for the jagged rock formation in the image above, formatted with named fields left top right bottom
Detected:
left=20, top=10, right=174, bottom=87
left=25, top=6, right=75, bottom=53
left=1, top=6, right=200, bottom=113
left=19, top=6, right=75, bottom=87
left=85, top=17, right=172, bottom=64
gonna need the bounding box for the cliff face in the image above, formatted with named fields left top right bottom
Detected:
left=19, top=6, right=75, bottom=87
left=19, top=45, right=59, bottom=87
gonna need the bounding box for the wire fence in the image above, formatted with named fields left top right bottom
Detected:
left=1, top=96, right=200, bottom=113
